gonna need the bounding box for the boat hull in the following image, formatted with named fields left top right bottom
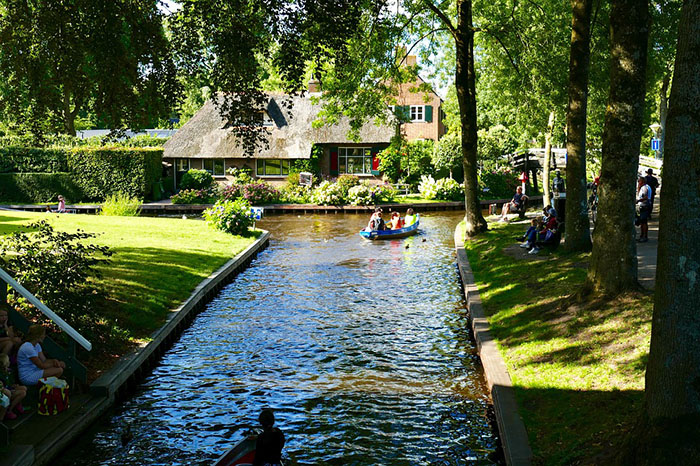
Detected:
left=213, top=436, right=257, bottom=466
left=360, top=217, right=420, bottom=240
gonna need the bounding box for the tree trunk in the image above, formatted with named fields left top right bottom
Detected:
left=62, top=86, right=77, bottom=136
left=658, top=72, right=670, bottom=159
left=564, top=0, right=593, bottom=252
left=587, top=0, right=649, bottom=294
left=621, top=1, right=700, bottom=462
left=543, top=110, right=555, bottom=206
left=455, top=0, right=487, bottom=236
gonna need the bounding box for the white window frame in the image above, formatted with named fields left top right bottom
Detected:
left=410, top=105, right=424, bottom=122
left=338, top=147, right=373, bottom=175
left=256, top=159, right=291, bottom=177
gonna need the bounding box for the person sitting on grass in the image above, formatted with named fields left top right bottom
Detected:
left=0, top=305, right=22, bottom=356
left=17, top=325, right=65, bottom=386
left=519, top=218, right=541, bottom=250
left=0, top=354, right=26, bottom=420
left=499, top=186, right=528, bottom=222
left=529, top=210, right=559, bottom=255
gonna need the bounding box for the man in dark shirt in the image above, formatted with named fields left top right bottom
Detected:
left=499, top=186, right=528, bottom=222
left=253, top=409, right=285, bottom=466
left=644, top=168, right=660, bottom=210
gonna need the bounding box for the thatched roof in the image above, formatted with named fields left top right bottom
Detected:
left=164, top=94, right=395, bottom=160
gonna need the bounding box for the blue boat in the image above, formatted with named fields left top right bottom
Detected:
left=359, top=215, right=420, bottom=240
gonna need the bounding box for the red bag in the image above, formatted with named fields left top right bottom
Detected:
left=38, top=377, right=70, bottom=415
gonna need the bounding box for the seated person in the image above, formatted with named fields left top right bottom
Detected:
left=17, top=325, right=65, bottom=386
left=530, top=213, right=560, bottom=255
left=389, top=212, right=403, bottom=230
left=0, top=354, right=26, bottom=420
left=253, top=409, right=285, bottom=466
left=499, top=187, right=528, bottom=221
left=519, top=218, right=541, bottom=250
left=403, top=208, right=417, bottom=226
left=0, top=305, right=22, bottom=356
left=366, top=209, right=386, bottom=231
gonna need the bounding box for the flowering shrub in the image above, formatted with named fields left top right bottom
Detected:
left=347, top=183, right=373, bottom=205
left=280, top=183, right=313, bottom=203
left=478, top=167, right=518, bottom=199
left=419, top=176, right=464, bottom=201
left=226, top=166, right=255, bottom=185
left=336, top=174, right=360, bottom=195
left=221, top=184, right=243, bottom=201
left=203, top=198, right=253, bottom=235
left=171, top=188, right=215, bottom=204
left=311, top=180, right=345, bottom=205
left=240, top=182, right=280, bottom=204
left=373, top=184, right=397, bottom=202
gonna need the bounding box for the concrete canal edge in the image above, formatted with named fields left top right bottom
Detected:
left=453, top=227, right=533, bottom=466
left=5, top=231, right=270, bottom=466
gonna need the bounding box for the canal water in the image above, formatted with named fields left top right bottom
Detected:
left=59, top=212, right=499, bottom=466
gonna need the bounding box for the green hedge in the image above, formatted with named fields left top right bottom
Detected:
left=68, top=147, right=163, bottom=200
left=0, top=147, right=69, bottom=173
left=0, top=173, right=84, bottom=204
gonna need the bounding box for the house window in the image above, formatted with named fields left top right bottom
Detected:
left=339, top=147, right=372, bottom=175
left=203, top=158, right=226, bottom=176
left=176, top=159, right=190, bottom=172
left=410, top=105, right=424, bottom=122
left=257, top=159, right=290, bottom=176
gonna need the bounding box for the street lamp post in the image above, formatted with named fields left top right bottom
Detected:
left=649, top=123, right=662, bottom=159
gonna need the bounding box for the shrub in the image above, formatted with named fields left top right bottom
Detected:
left=171, top=189, right=215, bottom=204
left=100, top=192, right=141, bottom=216
left=347, top=183, right=374, bottom=205
left=67, top=147, right=163, bottom=200
left=336, top=174, right=360, bottom=196
left=203, top=199, right=254, bottom=235
left=226, top=166, right=255, bottom=185
left=221, top=184, right=243, bottom=201
left=280, top=183, right=312, bottom=203
left=180, top=168, right=214, bottom=190
left=419, top=175, right=464, bottom=201
left=0, top=221, right=112, bottom=343
left=239, top=182, right=280, bottom=205
left=0, top=173, right=84, bottom=203
left=478, top=167, right=519, bottom=199
left=0, top=147, right=69, bottom=173
left=311, top=180, right=345, bottom=205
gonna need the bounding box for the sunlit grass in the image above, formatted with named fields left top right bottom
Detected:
left=0, top=210, right=258, bottom=338
left=460, top=218, right=652, bottom=464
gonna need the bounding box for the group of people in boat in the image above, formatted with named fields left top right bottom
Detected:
left=365, top=207, right=417, bottom=231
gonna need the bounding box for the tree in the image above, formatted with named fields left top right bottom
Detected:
left=564, top=0, right=594, bottom=251
left=587, top=0, right=650, bottom=294
left=620, top=0, right=700, bottom=461
left=433, top=132, right=462, bottom=179
left=0, top=0, right=178, bottom=136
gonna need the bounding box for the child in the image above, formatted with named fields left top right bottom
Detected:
left=389, top=212, right=403, bottom=230
left=57, top=195, right=66, bottom=213
left=519, top=218, right=540, bottom=250
left=0, top=354, right=26, bottom=420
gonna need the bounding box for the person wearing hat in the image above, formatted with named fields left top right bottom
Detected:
left=552, top=169, right=565, bottom=198
left=644, top=168, right=660, bottom=212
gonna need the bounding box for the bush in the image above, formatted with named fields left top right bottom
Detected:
left=311, top=180, right=345, bottom=205
left=239, top=182, right=280, bottom=205
left=347, top=183, right=374, bottom=205
left=226, top=166, right=255, bottom=185
left=0, top=173, right=84, bottom=203
left=171, top=189, right=215, bottom=204
left=478, top=167, right=519, bottom=199
left=100, top=192, right=141, bottom=216
left=0, top=147, right=69, bottom=173
left=67, top=147, right=163, bottom=200
left=0, top=221, right=112, bottom=343
left=180, top=168, right=214, bottom=190
left=336, top=174, right=360, bottom=196
left=280, top=183, right=312, bottom=203
left=221, top=184, right=243, bottom=201
left=419, top=175, right=464, bottom=201
left=203, top=199, right=254, bottom=235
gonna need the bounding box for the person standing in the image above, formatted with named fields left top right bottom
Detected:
left=636, top=177, right=652, bottom=243
left=644, top=168, right=660, bottom=211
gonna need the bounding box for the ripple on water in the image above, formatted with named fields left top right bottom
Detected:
left=58, top=213, right=498, bottom=466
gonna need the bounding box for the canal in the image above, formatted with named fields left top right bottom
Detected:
left=59, top=212, right=499, bottom=465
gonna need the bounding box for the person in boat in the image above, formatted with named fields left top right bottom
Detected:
left=367, top=208, right=387, bottom=231
left=403, top=208, right=417, bottom=226
left=253, top=409, right=285, bottom=466
left=389, top=211, right=403, bottom=230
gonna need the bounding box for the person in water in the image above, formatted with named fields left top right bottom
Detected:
left=253, top=409, right=285, bottom=466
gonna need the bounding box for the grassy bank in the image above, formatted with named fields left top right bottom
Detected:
left=0, top=210, right=258, bottom=375
left=460, top=218, right=652, bottom=465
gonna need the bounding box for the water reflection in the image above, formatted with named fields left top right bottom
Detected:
left=59, top=212, right=498, bottom=465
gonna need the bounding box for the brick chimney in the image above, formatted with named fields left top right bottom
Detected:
left=308, top=79, right=321, bottom=93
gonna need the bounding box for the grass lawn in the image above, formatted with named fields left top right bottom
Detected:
left=0, top=210, right=258, bottom=373
left=393, top=194, right=445, bottom=204
left=460, top=217, right=652, bottom=465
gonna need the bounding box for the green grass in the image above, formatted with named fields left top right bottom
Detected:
left=393, top=194, right=444, bottom=203
left=0, top=210, right=258, bottom=344
left=460, top=217, right=652, bottom=465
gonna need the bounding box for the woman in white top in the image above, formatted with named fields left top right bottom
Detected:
left=17, top=325, right=65, bottom=386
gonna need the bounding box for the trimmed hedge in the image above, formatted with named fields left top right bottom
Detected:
left=0, top=173, right=84, bottom=204
left=68, top=147, right=163, bottom=200
left=0, top=147, right=69, bottom=173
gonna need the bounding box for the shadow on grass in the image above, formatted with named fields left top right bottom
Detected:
left=95, top=245, right=242, bottom=337
left=0, top=213, right=38, bottom=235
left=514, top=386, right=644, bottom=465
